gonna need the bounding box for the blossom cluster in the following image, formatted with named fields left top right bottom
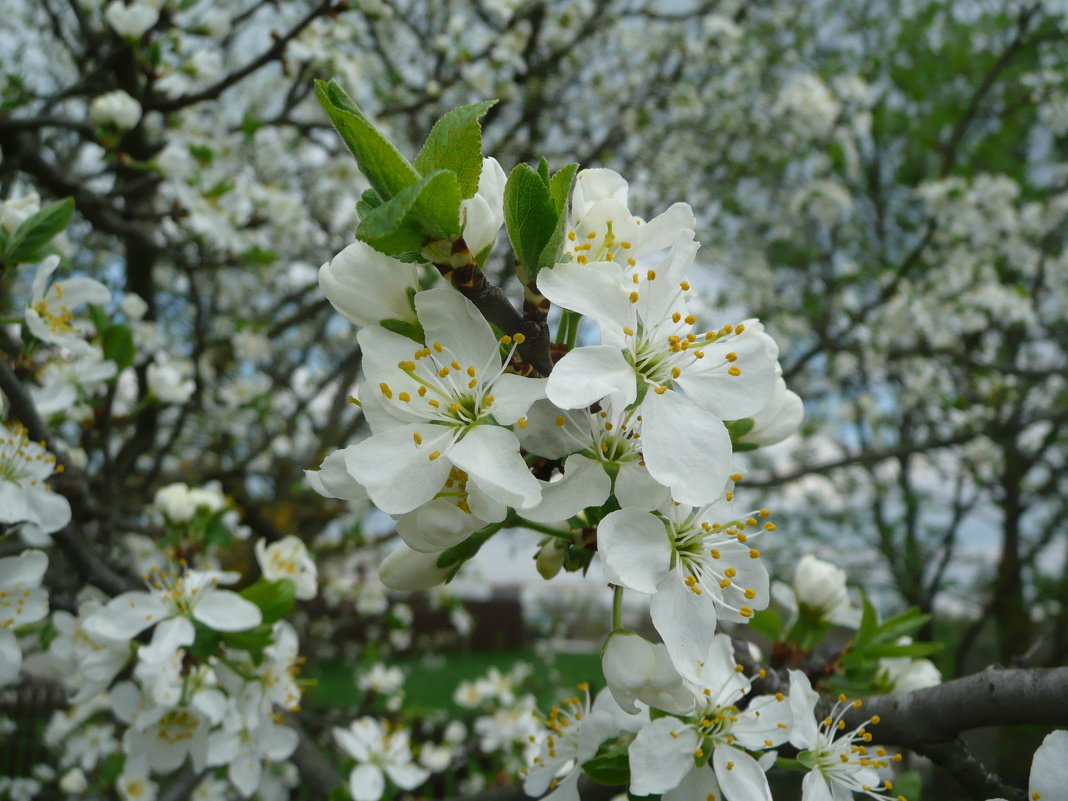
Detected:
left=305, top=146, right=916, bottom=799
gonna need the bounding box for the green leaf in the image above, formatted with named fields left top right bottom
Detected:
left=414, top=100, right=497, bottom=199
left=356, top=188, right=384, bottom=220
left=4, top=197, right=74, bottom=264
left=103, top=325, right=135, bottom=373
left=536, top=162, right=579, bottom=276
left=727, top=417, right=756, bottom=440
left=582, top=747, right=631, bottom=786
left=504, top=163, right=558, bottom=284
left=893, top=770, right=923, bottom=800
left=870, top=608, right=930, bottom=647
left=357, top=169, right=461, bottom=256
left=88, top=304, right=111, bottom=335
left=854, top=593, right=879, bottom=647
left=315, top=79, right=420, bottom=201
left=379, top=318, right=424, bottom=342
left=221, top=624, right=274, bottom=662
left=862, top=641, right=943, bottom=659
left=241, top=578, right=297, bottom=625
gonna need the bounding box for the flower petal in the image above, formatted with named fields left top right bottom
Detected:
left=379, top=546, right=451, bottom=591
left=346, top=424, right=454, bottom=514
left=396, top=500, right=485, bottom=553
left=488, top=374, right=546, bottom=425
left=713, top=745, right=771, bottom=801
left=650, top=575, right=719, bottom=685
left=319, top=240, right=418, bottom=327
left=416, top=287, right=500, bottom=373
left=139, top=616, right=194, bottom=663
left=448, top=425, right=541, bottom=510
left=537, top=261, right=632, bottom=335
left=1030, top=730, right=1068, bottom=801
left=524, top=454, right=611, bottom=524
left=629, top=716, right=700, bottom=796
left=85, top=592, right=169, bottom=642
left=192, top=590, right=262, bottom=632
left=546, top=345, right=636, bottom=410
left=677, top=335, right=777, bottom=421
left=598, top=509, right=672, bottom=594
left=641, top=390, right=732, bottom=506
left=349, top=764, right=385, bottom=801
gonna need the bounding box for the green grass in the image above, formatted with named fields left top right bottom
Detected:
left=304, top=646, right=602, bottom=716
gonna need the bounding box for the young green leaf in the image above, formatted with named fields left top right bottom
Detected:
left=241, top=578, right=298, bottom=625
left=582, top=747, right=631, bottom=786
left=537, top=162, right=578, bottom=275
left=357, top=170, right=461, bottom=256
left=504, top=163, right=557, bottom=284
left=3, top=197, right=74, bottom=265
left=315, top=79, right=420, bottom=201
left=414, top=100, right=497, bottom=199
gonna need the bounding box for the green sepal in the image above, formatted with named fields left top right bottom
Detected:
left=241, top=578, right=298, bottom=625
left=624, top=377, right=649, bottom=412
left=379, top=318, right=424, bottom=342
left=727, top=417, right=756, bottom=442
left=414, top=100, right=497, bottom=199
left=581, top=746, right=631, bottom=786
left=733, top=441, right=759, bottom=452
left=315, top=79, right=420, bottom=201
left=357, top=169, right=461, bottom=256
left=3, top=197, right=74, bottom=265
left=796, top=749, right=817, bottom=769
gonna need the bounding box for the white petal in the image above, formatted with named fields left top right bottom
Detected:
left=350, top=764, right=385, bottom=801
left=633, top=203, right=697, bottom=258
left=598, top=509, right=672, bottom=594
left=1030, top=730, right=1068, bottom=801
left=0, top=483, right=31, bottom=525
left=677, top=335, right=777, bottom=421
left=663, top=763, right=719, bottom=801
left=345, top=424, right=454, bottom=514
left=641, top=390, right=731, bottom=506
left=448, top=425, right=541, bottom=510
left=384, top=762, right=430, bottom=791
left=0, top=629, right=21, bottom=687
left=629, top=716, right=700, bottom=796
left=523, top=454, right=611, bottom=524
left=319, top=241, right=418, bottom=327
left=357, top=326, right=433, bottom=423
left=229, top=752, right=262, bottom=797
left=801, top=770, right=834, bottom=801
left=333, top=726, right=371, bottom=762
left=747, top=379, right=804, bottom=446
left=192, top=590, right=262, bottom=632
left=537, top=261, right=632, bottom=334
left=395, top=500, right=485, bottom=552
left=614, top=462, right=671, bottom=511
left=0, top=548, right=48, bottom=586
left=787, top=671, right=820, bottom=750
left=545, top=345, right=636, bottom=410
left=85, top=592, right=169, bottom=641
left=23, top=487, right=71, bottom=535
left=698, top=634, right=750, bottom=707
left=650, top=575, right=719, bottom=685
left=713, top=745, right=771, bottom=801
left=572, top=168, right=629, bottom=216
left=379, top=546, right=451, bottom=591
left=139, top=616, right=194, bottom=663
left=488, top=374, right=546, bottom=425
left=731, top=694, right=792, bottom=749
left=51, top=277, right=112, bottom=308
left=416, top=287, right=500, bottom=373
left=635, top=229, right=698, bottom=325
left=305, top=447, right=367, bottom=501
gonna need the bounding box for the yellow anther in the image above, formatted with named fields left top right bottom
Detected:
left=685, top=314, right=696, bottom=325
left=517, top=417, right=528, bottom=429
left=725, top=352, right=738, bottom=362
left=398, top=392, right=411, bottom=402
left=428, top=451, right=441, bottom=460
left=775, top=692, right=785, bottom=702
left=623, top=326, right=635, bottom=335
left=739, top=606, right=753, bottom=618
left=629, top=291, right=639, bottom=303
left=554, top=416, right=566, bottom=426
left=720, top=578, right=731, bottom=589
left=646, top=270, right=656, bottom=281
left=567, top=231, right=576, bottom=241
left=749, top=548, right=760, bottom=559
left=680, top=281, right=691, bottom=290
left=744, top=588, right=756, bottom=599
left=413, top=433, right=423, bottom=445
left=513, top=333, right=526, bottom=344
left=439, top=367, right=450, bottom=377
left=724, top=567, right=737, bottom=578
left=433, top=341, right=444, bottom=352
left=671, top=366, right=681, bottom=378
left=728, top=366, right=742, bottom=376
left=500, top=335, right=513, bottom=345
left=379, top=383, right=393, bottom=399
left=735, top=323, right=746, bottom=333
left=853, top=699, right=863, bottom=709
left=672, top=312, right=682, bottom=323
left=709, top=549, right=720, bottom=559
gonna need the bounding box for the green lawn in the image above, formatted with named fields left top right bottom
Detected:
left=304, top=646, right=602, bottom=716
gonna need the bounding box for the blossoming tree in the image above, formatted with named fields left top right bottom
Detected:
left=1, top=1, right=1067, bottom=801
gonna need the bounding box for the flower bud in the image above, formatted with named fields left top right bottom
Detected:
left=379, top=546, right=451, bottom=591
left=793, top=555, right=860, bottom=627
left=59, top=769, right=87, bottom=794
left=535, top=538, right=566, bottom=580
